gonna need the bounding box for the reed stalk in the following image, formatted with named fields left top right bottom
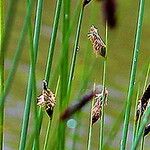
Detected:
left=87, top=87, right=95, bottom=150
left=99, top=21, right=108, bottom=150
left=19, top=0, right=43, bottom=149
left=0, top=0, right=4, bottom=149
left=131, top=105, right=150, bottom=149
left=0, top=0, right=32, bottom=108
left=43, top=77, right=60, bottom=150
left=120, top=0, right=145, bottom=149
left=36, top=0, right=62, bottom=132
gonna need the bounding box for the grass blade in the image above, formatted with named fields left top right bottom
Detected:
left=43, top=77, right=60, bottom=150
left=99, top=21, right=108, bottom=150
left=120, top=0, right=145, bottom=149
left=0, top=0, right=32, bottom=108
left=0, top=0, right=4, bottom=148
left=19, top=0, right=44, bottom=149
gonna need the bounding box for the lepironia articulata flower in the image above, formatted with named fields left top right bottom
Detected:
left=92, top=87, right=108, bottom=125
left=37, top=80, right=56, bottom=119
left=88, top=25, right=106, bottom=57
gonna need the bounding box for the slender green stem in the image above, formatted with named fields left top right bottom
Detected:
left=140, top=135, right=144, bottom=150
left=57, top=4, right=85, bottom=150
left=120, top=0, right=145, bottom=149
left=36, top=0, right=63, bottom=138
left=99, top=21, right=108, bottom=150
left=143, top=62, right=150, bottom=92
left=0, top=0, right=4, bottom=149
left=132, top=86, right=140, bottom=144
left=0, top=0, right=32, bottom=107
left=43, top=77, right=60, bottom=150
left=1, top=0, right=18, bottom=53
left=45, top=0, right=62, bottom=83
left=72, top=60, right=96, bottom=150
left=67, top=5, right=84, bottom=94
left=131, top=106, right=150, bottom=150
left=87, top=90, right=94, bottom=150
left=19, top=0, right=43, bottom=149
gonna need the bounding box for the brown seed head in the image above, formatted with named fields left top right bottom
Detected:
left=88, top=25, right=106, bottom=57
left=92, top=87, right=108, bottom=125
left=37, top=80, right=56, bottom=118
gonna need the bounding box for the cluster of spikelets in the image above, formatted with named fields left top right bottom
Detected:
left=37, top=80, right=55, bottom=119
left=37, top=25, right=108, bottom=125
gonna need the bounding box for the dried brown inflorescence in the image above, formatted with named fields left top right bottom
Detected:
left=92, top=88, right=108, bottom=125
left=60, top=85, right=108, bottom=121
left=144, top=123, right=150, bottom=136
left=102, top=0, right=117, bottom=28
left=37, top=80, right=56, bottom=119
left=136, top=84, right=150, bottom=122
left=88, top=25, right=106, bottom=57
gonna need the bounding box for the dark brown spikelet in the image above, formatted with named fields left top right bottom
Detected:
left=144, top=124, right=150, bottom=136
left=37, top=80, right=56, bottom=119
left=136, top=83, right=150, bottom=122
left=83, top=0, right=92, bottom=7
left=88, top=25, right=106, bottom=57
left=102, top=0, right=117, bottom=28
left=60, top=85, right=107, bottom=120
left=92, top=88, right=108, bottom=125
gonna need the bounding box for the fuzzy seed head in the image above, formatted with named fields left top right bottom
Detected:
left=88, top=25, right=106, bottom=57
left=37, top=80, right=56, bottom=118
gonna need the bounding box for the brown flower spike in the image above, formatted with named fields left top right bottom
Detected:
left=92, top=88, right=108, bottom=125
left=88, top=25, right=106, bottom=57
left=136, top=83, right=150, bottom=122
left=37, top=80, right=56, bottom=119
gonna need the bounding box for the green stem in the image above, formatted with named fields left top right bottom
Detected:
left=44, top=0, right=62, bottom=83
left=67, top=6, right=84, bottom=94
left=140, top=135, right=144, bottom=150
left=131, top=106, right=150, bottom=149
left=0, top=0, right=32, bottom=108
left=1, top=0, right=18, bottom=53
left=99, top=21, right=108, bottom=150
left=0, top=0, right=4, bottom=149
left=43, top=77, right=60, bottom=150
left=19, top=0, right=43, bottom=149
left=36, top=0, right=62, bottom=137
left=87, top=95, right=94, bottom=150
left=132, top=86, right=140, bottom=144
left=120, top=0, right=145, bottom=149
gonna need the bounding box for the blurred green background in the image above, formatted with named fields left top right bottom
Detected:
left=4, top=0, right=150, bottom=149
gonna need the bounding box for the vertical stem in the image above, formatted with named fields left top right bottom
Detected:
left=37, top=0, right=62, bottom=133
left=44, top=0, right=62, bottom=83
left=140, top=135, right=144, bottom=150
left=0, top=0, right=4, bottom=149
left=19, top=0, right=43, bottom=149
left=43, top=77, right=60, bottom=150
left=99, top=21, right=108, bottom=150
left=58, top=5, right=84, bottom=150
left=132, top=86, right=140, bottom=144
left=87, top=91, right=94, bottom=150
left=131, top=107, right=150, bottom=149
left=67, top=6, right=84, bottom=94
left=120, top=0, right=145, bottom=149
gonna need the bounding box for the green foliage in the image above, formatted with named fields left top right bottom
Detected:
left=1, top=0, right=150, bottom=150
